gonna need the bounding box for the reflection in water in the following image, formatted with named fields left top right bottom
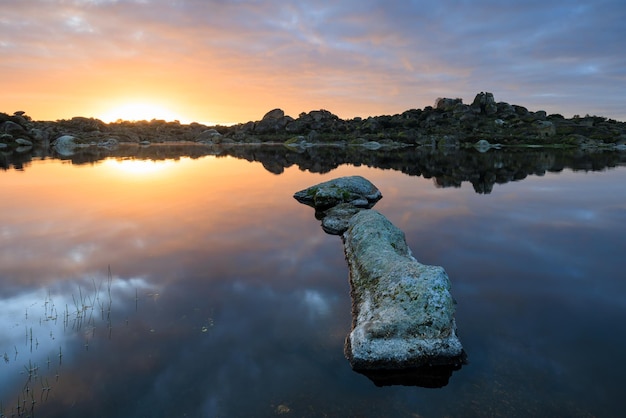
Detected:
left=2, top=143, right=626, bottom=194
left=0, top=270, right=157, bottom=417
left=1, top=153, right=626, bottom=416
left=101, top=158, right=176, bottom=176
left=353, top=361, right=465, bottom=388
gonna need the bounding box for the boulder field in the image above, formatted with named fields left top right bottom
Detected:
left=2, top=92, right=625, bottom=155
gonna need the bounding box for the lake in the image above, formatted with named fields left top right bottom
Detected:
left=1, top=145, right=625, bottom=417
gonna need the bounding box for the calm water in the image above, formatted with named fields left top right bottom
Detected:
left=1, top=148, right=625, bottom=417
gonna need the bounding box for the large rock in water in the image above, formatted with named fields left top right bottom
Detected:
left=343, top=210, right=464, bottom=373
left=293, top=176, right=382, bottom=211
left=294, top=176, right=464, bottom=387
left=53, top=135, right=80, bottom=156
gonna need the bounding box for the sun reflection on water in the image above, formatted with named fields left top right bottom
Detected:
left=101, top=158, right=176, bottom=177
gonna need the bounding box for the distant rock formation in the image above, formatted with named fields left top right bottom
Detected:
left=2, top=92, right=625, bottom=156
left=294, top=176, right=465, bottom=387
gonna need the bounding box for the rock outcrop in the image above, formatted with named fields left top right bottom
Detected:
left=2, top=92, right=625, bottom=154
left=294, top=176, right=465, bottom=387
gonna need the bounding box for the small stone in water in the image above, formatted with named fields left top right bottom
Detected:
left=275, top=404, right=290, bottom=414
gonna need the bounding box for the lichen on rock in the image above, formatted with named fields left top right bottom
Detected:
left=293, top=175, right=382, bottom=211
left=294, top=176, right=465, bottom=386
left=342, top=210, right=463, bottom=371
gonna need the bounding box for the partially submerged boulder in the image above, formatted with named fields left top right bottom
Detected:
left=343, top=210, right=464, bottom=371
left=293, top=175, right=382, bottom=211
left=320, top=203, right=363, bottom=235
left=53, top=135, right=81, bottom=156
left=294, top=176, right=465, bottom=387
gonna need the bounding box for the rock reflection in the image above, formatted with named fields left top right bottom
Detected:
left=354, top=355, right=467, bottom=388
left=3, top=143, right=625, bottom=194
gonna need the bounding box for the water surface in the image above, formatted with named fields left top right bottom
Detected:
left=1, top=150, right=625, bottom=417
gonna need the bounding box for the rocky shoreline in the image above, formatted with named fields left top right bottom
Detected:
left=2, top=92, right=626, bottom=155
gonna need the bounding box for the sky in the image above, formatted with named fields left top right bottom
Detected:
left=1, top=0, right=625, bottom=125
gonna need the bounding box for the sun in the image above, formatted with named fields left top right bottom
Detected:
left=98, top=102, right=186, bottom=123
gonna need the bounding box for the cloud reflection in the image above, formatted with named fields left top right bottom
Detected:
left=0, top=274, right=158, bottom=409
left=2, top=156, right=626, bottom=416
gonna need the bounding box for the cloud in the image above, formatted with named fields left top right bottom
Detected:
left=1, top=0, right=625, bottom=121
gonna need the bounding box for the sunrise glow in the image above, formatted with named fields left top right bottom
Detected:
left=1, top=1, right=624, bottom=124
